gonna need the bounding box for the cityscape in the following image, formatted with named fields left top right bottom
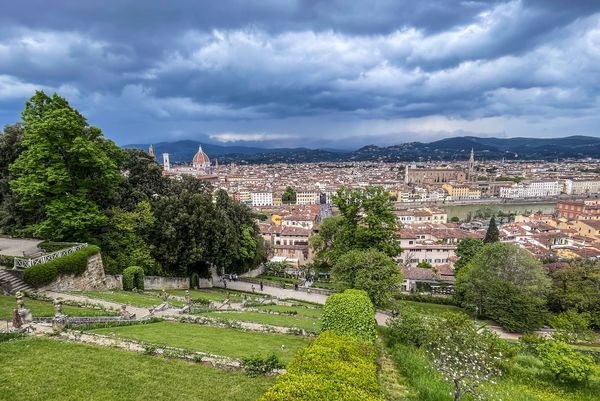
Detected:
left=1, top=2, right=600, bottom=401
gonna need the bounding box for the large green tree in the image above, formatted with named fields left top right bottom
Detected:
left=9, top=92, right=125, bottom=240
left=453, top=237, right=484, bottom=273
left=281, top=186, right=296, bottom=204
left=310, top=186, right=401, bottom=270
left=331, top=249, right=403, bottom=307
left=547, top=260, right=600, bottom=329
left=455, top=242, right=551, bottom=332
left=118, top=149, right=167, bottom=210
left=0, top=124, right=31, bottom=233
left=98, top=200, right=159, bottom=275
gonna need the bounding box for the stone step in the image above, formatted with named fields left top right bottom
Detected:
left=0, top=268, right=36, bottom=294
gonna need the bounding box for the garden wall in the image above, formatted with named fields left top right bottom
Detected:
left=144, top=275, right=190, bottom=290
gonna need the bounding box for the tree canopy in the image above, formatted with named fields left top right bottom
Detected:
left=9, top=91, right=125, bottom=240
left=281, top=186, right=296, bottom=204
left=455, top=242, right=551, bottom=332
left=310, top=186, right=401, bottom=269
left=453, top=237, right=484, bottom=273
left=331, top=249, right=403, bottom=307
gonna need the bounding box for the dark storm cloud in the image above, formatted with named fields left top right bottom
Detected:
left=0, top=0, right=599, bottom=146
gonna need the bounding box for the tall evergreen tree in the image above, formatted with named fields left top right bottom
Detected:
left=483, top=217, right=499, bottom=243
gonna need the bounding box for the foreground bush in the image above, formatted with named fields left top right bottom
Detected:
left=122, top=266, right=145, bottom=291
left=241, top=354, right=284, bottom=377
left=536, top=340, right=594, bottom=382
left=259, top=331, right=384, bottom=401
left=23, top=245, right=100, bottom=287
left=321, top=289, right=376, bottom=343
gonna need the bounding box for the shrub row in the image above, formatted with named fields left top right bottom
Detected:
left=122, top=266, right=145, bottom=291
left=23, top=245, right=100, bottom=287
left=321, top=289, right=376, bottom=343
left=259, top=331, right=384, bottom=401
left=394, top=292, right=458, bottom=306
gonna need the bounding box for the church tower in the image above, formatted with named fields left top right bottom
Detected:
left=148, top=144, right=155, bottom=158
left=468, top=148, right=475, bottom=182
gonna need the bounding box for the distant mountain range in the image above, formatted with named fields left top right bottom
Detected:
left=125, top=135, right=600, bottom=164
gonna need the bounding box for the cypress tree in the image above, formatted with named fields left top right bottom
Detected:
left=484, top=217, right=499, bottom=243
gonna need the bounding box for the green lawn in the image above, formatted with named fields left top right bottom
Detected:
left=198, top=310, right=321, bottom=332
left=76, top=291, right=183, bottom=308
left=0, top=337, right=273, bottom=401
left=256, top=274, right=301, bottom=285
left=0, top=295, right=116, bottom=320
left=90, top=320, right=310, bottom=363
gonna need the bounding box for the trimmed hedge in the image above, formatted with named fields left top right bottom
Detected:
left=122, top=266, right=145, bottom=291
left=321, top=289, right=376, bottom=344
left=23, top=245, right=101, bottom=287
left=259, top=331, right=384, bottom=401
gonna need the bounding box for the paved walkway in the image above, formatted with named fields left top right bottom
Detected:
left=43, top=291, right=151, bottom=318
left=213, top=280, right=391, bottom=325
left=0, top=238, right=43, bottom=258
left=44, top=286, right=520, bottom=340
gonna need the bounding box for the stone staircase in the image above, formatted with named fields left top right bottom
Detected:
left=0, top=267, right=36, bottom=294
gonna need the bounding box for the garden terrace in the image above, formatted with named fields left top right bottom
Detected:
left=89, top=320, right=311, bottom=363
left=75, top=291, right=184, bottom=308
left=0, top=337, right=274, bottom=401
left=195, top=310, right=320, bottom=332
left=0, top=294, right=116, bottom=320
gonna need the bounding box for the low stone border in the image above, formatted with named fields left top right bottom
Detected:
left=30, top=292, right=120, bottom=313
left=168, top=314, right=317, bottom=337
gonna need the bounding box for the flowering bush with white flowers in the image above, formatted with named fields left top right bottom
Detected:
left=427, top=315, right=505, bottom=401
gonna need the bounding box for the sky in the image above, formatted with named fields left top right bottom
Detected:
left=1, top=0, right=599, bottom=149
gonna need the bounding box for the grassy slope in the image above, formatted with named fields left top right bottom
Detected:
left=0, top=295, right=115, bottom=320
left=396, top=300, right=466, bottom=316
left=387, top=341, right=600, bottom=401
left=0, top=337, right=273, bottom=401
left=77, top=291, right=183, bottom=308
left=198, top=310, right=321, bottom=331
left=90, top=321, right=310, bottom=363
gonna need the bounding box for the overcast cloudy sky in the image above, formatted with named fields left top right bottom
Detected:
left=1, top=1, right=599, bottom=148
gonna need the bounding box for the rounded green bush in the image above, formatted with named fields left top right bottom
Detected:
left=321, top=289, right=376, bottom=343
left=122, top=266, right=145, bottom=291
left=190, top=272, right=200, bottom=289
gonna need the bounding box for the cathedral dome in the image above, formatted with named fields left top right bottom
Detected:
left=192, top=145, right=210, bottom=167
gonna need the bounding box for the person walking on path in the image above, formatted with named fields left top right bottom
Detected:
left=259, top=281, right=264, bottom=291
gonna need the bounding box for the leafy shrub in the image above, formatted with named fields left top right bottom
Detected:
left=321, top=289, right=376, bottom=343
left=0, top=332, right=24, bottom=342
left=0, top=254, right=15, bottom=267
left=536, top=340, right=595, bottom=382
left=23, top=245, right=100, bottom=287
left=190, top=272, right=200, bottom=289
left=550, top=310, right=596, bottom=344
left=241, top=354, right=284, bottom=377
left=386, top=307, right=437, bottom=348
left=122, top=266, right=145, bottom=291
left=259, top=331, right=384, bottom=401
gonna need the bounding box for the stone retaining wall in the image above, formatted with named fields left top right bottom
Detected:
left=144, top=275, right=189, bottom=290
left=40, top=253, right=110, bottom=292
